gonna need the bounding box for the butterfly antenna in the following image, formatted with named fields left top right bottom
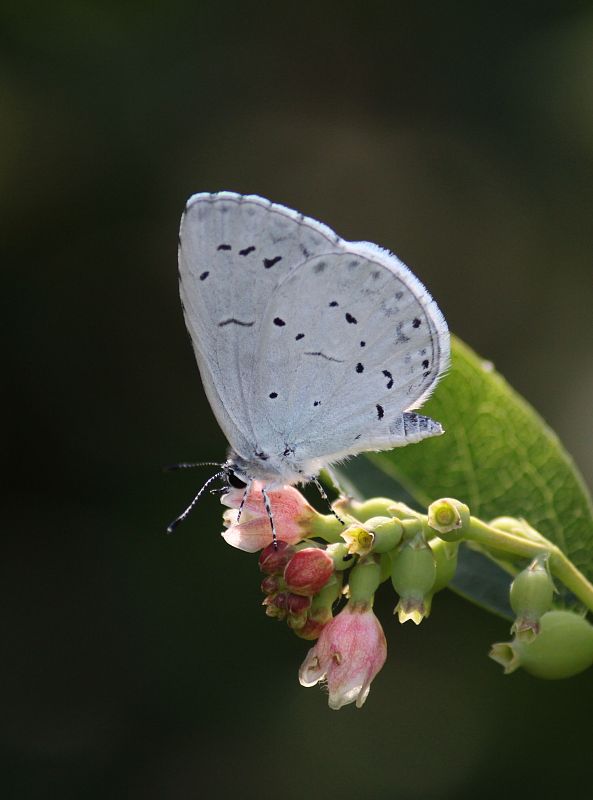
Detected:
left=166, top=471, right=225, bottom=533
left=164, top=461, right=223, bottom=472
left=261, top=487, right=278, bottom=550
left=311, top=476, right=345, bottom=525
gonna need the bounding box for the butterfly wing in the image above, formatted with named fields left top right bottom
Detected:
left=178, top=192, right=343, bottom=460
left=250, top=242, right=450, bottom=469
left=179, top=191, right=449, bottom=477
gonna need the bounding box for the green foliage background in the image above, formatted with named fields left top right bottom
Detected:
left=4, top=3, right=593, bottom=799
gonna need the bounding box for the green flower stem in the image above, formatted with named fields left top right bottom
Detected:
left=463, top=516, right=593, bottom=614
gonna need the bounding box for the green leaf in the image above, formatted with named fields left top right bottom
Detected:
left=339, top=336, right=593, bottom=609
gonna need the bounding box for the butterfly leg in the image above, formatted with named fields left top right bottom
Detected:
left=261, top=487, right=278, bottom=549
left=310, top=475, right=345, bottom=525
left=236, top=484, right=250, bottom=523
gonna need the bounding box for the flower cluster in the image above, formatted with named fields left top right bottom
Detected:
left=220, top=487, right=593, bottom=707
left=220, top=484, right=462, bottom=709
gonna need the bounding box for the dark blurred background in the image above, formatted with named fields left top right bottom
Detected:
left=3, top=2, right=593, bottom=798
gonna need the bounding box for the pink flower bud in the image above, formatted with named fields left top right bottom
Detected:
left=274, top=592, right=312, bottom=615
left=259, top=541, right=295, bottom=576
left=260, top=575, right=280, bottom=595
left=284, top=548, right=334, bottom=596
left=299, top=602, right=387, bottom=709
left=221, top=482, right=317, bottom=553
left=294, top=612, right=332, bottom=641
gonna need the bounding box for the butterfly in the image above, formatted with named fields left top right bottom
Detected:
left=168, top=192, right=449, bottom=535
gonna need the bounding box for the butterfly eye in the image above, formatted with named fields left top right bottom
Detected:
left=227, top=470, right=247, bottom=489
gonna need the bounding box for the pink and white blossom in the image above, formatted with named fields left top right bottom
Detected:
left=299, top=602, right=387, bottom=710
left=221, top=482, right=316, bottom=552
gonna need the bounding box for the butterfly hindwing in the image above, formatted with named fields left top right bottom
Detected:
left=251, top=244, right=449, bottom=465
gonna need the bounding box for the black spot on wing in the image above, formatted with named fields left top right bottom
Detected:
left=295, top=333, right=305, bottom=340
left=304, top=351, right=344, bottom=363
left=412, top=318, right=422, bottom=328
left=422, top=359, right=430, bottom=369
left=396, top=321, right=410, bottom=344
left=218, top=318, right=255, bottom=327
left=329, top=300, right=339, bottom=307
left=360, top=341, right=366, bottom=347
left=264, top=256, right=282, bottom=268
left=356, top=363, right=364, bottom=373
left=345, top=313, right=357, bottom=324
left=376, top=404, right=384, bottom=420
left=200, top=271, right=209, bottom=281
left=269, top=392, right=278, bottom=399
left=382, top=370, right=393, bottom=389
left=273, top=317, right=286, bottom=327
left=217, top=244, right=232, bottom=251
left=239, top=246, right=256, bottom=256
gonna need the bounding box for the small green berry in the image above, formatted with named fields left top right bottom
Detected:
left=490, top=610, right=593, bottom=679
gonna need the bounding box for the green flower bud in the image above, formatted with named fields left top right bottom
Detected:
left=325, top=542, right=353, bottom=571
left=489, top=516, right=545, bottom=543
left=427, top=498, right=470, bottom=541
left=490, top=610, right=593, bottom=679
left=337, top=497, right=397, bottom=522
left=379, top=552, right=392, bottom=583
left=509, top=555, right=554, bottom=642
left=400, top=518, right=425, bottom=541
left=429, top=537, right=459, bottom=594
left=348, top=558, right=381, bottom=605
left=489, top=516, right=527, bottom=537
left=365, top=516, right=404, bottom=553
left=391, top=534, right=436, bottom=625
left=387, top=501, right=424, bottom=522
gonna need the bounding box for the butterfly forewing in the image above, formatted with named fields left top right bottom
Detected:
left=178, top=192, right=339, bottom=459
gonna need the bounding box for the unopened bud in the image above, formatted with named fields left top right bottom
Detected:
left=336, top=496, right=396, bottom=522
left=365, top=517, right=404, bottom=553
left=260, top=575, right=280, bottom=595
left=509, top=556, right=554, bottom=641
left=293, top=576, right=342, bottom=640
left=490, top=610, right=593, bottom=679
left=278, top=592, right=312, bottom=615
left=490, top=516, right=545, bottom=543
left=387, top=501, right=423, bottom=522
left=430, top=537, right=459, bottom=594
left=262, top=595, right=286, bottom=619
left=259, top=541, right=295, bottom=575
left=294, top=614, right=331, bottom=640
left=391, top=534, right=436, bottom=624
left=284, top=547, right=334, bottom=596
left=325, top=542, right=353, bottom=571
